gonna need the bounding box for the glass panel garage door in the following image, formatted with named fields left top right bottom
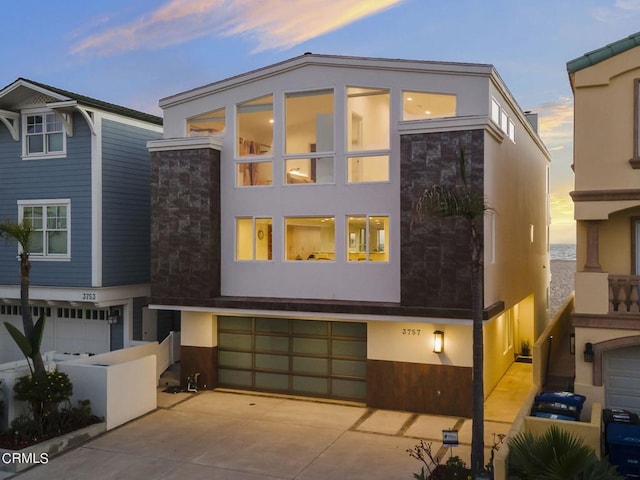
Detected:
left=218, top=316, right=366, bottom=401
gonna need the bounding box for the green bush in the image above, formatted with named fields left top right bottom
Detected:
left=508, top=425, right=624, bottom=479
left=14, top=370, right=73, bottom=408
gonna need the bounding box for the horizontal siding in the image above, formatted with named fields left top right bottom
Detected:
left=101, top=119, right=161, bottom=286
left=0, top=113, right=92, bottom=287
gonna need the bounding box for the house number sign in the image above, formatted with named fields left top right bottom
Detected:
left=401, top=328, right=421, bottom=336
left=81, top=292, right=97, bottom=301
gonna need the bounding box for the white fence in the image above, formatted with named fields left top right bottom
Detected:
left=0, top=334, right=181, bottom=432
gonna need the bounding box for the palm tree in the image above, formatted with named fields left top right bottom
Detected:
left=414, top=145, right=489, bottom=477
left=0, top=219, right=46, bottom=376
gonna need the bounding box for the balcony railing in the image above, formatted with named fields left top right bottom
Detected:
left=609, top=275, right=640, bottom=313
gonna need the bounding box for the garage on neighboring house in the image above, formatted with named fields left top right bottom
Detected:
left=217, top=316, right=367, bottom=401
left=0, top=304, right=112, bottom=363
left=604, top=345, right=640, bottom=414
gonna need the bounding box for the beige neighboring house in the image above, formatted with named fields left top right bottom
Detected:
left=568, top=32, right=640, bottom=414
left=148, top=54, right=550, bottom=416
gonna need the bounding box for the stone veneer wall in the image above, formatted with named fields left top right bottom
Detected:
left=400, top=129, right=484, bottom=309
left=150, top=148, right=221, bottom=301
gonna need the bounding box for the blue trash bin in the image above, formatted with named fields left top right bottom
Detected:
left=607, top=422, right=640, bottom=478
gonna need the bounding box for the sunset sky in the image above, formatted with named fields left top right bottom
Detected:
left=2, top=0, right=639, bottom=244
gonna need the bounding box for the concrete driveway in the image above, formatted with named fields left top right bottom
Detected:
left=9, top=363, right=530, bottom=479
left=5, top=391, right=473, bottom=480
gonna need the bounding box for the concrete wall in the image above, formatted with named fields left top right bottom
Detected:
left=59, top=354, right=157, bottom=430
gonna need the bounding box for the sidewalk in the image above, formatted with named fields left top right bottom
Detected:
left=7, top=362, right=532, bottom=479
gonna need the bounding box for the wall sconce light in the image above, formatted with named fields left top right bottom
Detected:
left=584, top=342, right=593, bottom=363
left=433, top=330, right=444, bottom=354
left=570, top=333, right=575, bottom=355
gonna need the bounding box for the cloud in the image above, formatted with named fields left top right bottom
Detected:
left=70, top=0, right=404, bottom=56
left=535, top=96, right=573, bottom=148
left=593, top=0, right=640, bottom=22
left=550, top=190, right=574, bottom=223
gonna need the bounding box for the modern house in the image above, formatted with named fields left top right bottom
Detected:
left=0, top=79, right=164, bottom=363
left=568, top=32, right=640, bottom=414
left=148, top=54, right=550, bottom=416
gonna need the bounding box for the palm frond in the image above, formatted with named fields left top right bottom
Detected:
left=0, top=219, right=35, bottom=254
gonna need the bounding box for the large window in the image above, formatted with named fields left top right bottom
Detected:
left=237, top=95, right=273, bottom=157
left=284, top=90, right=334, bottom=185
left=23, top=111, right=65, bottom=157
left=346, top=215, right=388, bottom=262
left=187, top=107, right=225, bottom=136
left=346, top=87, right=390, bottom=184
left=285, top=217, right=335, bottom=261
left=236, top=217, right=272, bottom=260
left=402, top=91, right=456, bottom=120
left=18, top=200, right=70, bottom=259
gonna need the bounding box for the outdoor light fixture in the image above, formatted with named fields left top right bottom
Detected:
left=584, top=342, right=593, bottom=363
left=433, top=330, right=444, bottom=354
left=570, top=333, right=575, bottom=355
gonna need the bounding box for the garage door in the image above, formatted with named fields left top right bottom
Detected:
left=604, top=346, right=640, bottom=414
left=218, top=316, right=367, bottom=401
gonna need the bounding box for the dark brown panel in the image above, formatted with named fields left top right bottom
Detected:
left=150, top=147, right=221, bottom=300
left=400, top=130, right=485, bottom=309
left=181, top=345, right=218, bottom=390
left=367, top=359, right=472, bottom=417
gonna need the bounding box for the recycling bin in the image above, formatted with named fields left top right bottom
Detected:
left=607, top=422, right=640, bottom=478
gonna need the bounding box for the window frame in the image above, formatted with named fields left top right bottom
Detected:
left=235, top=216, right=272, bottom=261
left=17, top=199, right=71, bottom=261
left=283, top=88, right=336, bottom=186
left=22, top=109, right=67, bottom=159
left=346, top=86, right=391, bottom=185
left=284, top=216, right=335, bottom=262
left=633, top=79, right=640, bottom=165
left=346, top=215, right=389, bottom=263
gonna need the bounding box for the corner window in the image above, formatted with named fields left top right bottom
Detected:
left=402, top=91, right=456, bottom=120
left=18, top=200, right=70, bottom=259
left=187, top=107, right=225, bottom=136
left=23, top=111, right=66, bottom=158
left=236, top=217, right=272, bottom=260
left=347, top=215, right=389, bottom=262
left=285, top=217, right=335, bottom=261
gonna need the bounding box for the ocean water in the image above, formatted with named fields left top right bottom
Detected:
left=550, top=243, right=576, bottom=261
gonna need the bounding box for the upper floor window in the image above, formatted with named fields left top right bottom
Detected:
left=23, top=111, right=66, bottom=158
left=402, top=91, right=456, bottom=121
left=490, top=97, right=515, bottom=142
left=285, top=216, right=335, bottom=261
left=347, top=215, right=389, bottom=262
left=237, top=95, right=273, bottom=157
left=18, top=199, right=70, bottom=259
left=284, top=89, right=334, bottom=185
left=236, top=161, right=273, bottom=187
left=347, top=87, right=390, bottom=184
left=187, top=107, right=225, bottom=136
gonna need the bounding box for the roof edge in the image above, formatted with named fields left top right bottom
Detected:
left=0, top=78, right=162, bottom=126
left=567, top=31, right=640, bottom=73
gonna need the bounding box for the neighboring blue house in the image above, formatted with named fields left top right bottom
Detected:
left=0, top=78, right=164, bottom=362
